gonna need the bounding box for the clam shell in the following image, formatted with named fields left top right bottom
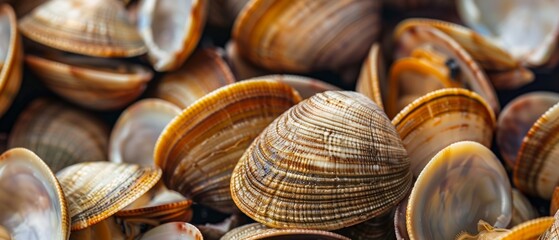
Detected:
left=140, top=222, right=202, bottom=240
left=249, top=74, right=341, bottom=99
left=231, top=91, right=412, bottom=230
left=501, top=217, right=554, bottom=240
left=110, top=99, right=181, bottom=166
left=8, top=99, right=109, bottom=173
left=19, top=0, right=146, bottom=57
left=138, top=0, right=207, bottom=71
left=392, top=88, right=496, bottom=177
left=154, top=79, right=301, bottom=213
left=233, top=0, right=381, bottom=72
left=25, top=54, right=153, bottom=110
left=510, top=189, right=539, bottom=228
left=69, top=217, right=124, bottom=240
left=356, top=43, right=386, bottom=110
left=153, top=48, right=235, bottom=109
left=336, top=210, right=395, bottom=240
left=497, top=92, right=559, bottom=169
left=0, top=4, right=22, bottom=118
left=222, top=223, right=350, bottom=240
left=0, top=148, right=70, bottom=240
left=406, top=141, right=512, bottom=239
left=56, top=162, right=161, bottom=230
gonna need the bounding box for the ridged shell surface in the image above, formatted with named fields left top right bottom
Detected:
left=222, top=223, right=350, bottom=240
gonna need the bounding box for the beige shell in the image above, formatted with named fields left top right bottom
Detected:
left=154, top=79, right=301, bottom=214
left=392, top=88, right=496, bottom=177
left=25, top=54, right=153, bottom=110
left=56, top=162, right=161, bottom=230
left=69, top=217, right=125, bottom=240
left=8, top=99, right=109, bottom=173
left=510, top=189, right=539, bottom=228
left=0, top=4, right=22, bottom=118
left=225, top=41, right=270, bottom=81
left=231, top=91, right=412, bottom=230
left=0, top=148, right=70, bottom=240
left=406, top=141, right=512, bottom=239
left=222, top=223, right=350, bottom=240
left=356, top=43, right=386, bottom=110
left=110, top=99, right=181, bottom=166
left=250, top=74, right=341, bottom=99
left=19, top=0, right=146, bottom=57
left=139, top=222, right=202, bottom=240
left=153, top=48, right=235, bottom=109
left=233, top=0, right=381, bottom=72
left=138, top=0, right=207, bottom=71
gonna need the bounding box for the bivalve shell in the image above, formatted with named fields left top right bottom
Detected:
left=140, top=222, right=202, bottom=240
left=222, top=223, right=350, bottom=240
left=356, top=43, right=386, bottom=109
left=0, top=4, right=22, bottom=118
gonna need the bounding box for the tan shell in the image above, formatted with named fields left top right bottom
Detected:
left=510, top=189, right=539, bottom=228
left=154, top=79, right=301, bottom=214
left=138, top=0, right=207, bottom=71
left=502, top=217, right=554, bottom=240
left=69, top=217, right=125, bottom=240
left=0, top=4, right=22, bottom=118
left=153, top=48, right=235, bottom=109
left=140, top=222, right=202, bottom=240
left=250, top=74, right=341, bottom=99
left=392, top=88, right=496, bottom=177
left=19, top=0, right=146, bottom=57
left=222, top=223, right=350, bottom=240
left=233, top=0, right=381, bottom=72
left=56, top=162, right=161, bottom=230
left=336, top=210, right=395, bottom=240
left=0, top=148, right=70, bottom=240
left=231, top=91, right=412, bottom=230
left=356, top=43, right=386, bottom=110
left=25, top=54, right=153, bottom=110
left=8, top=99, right=109, bottom=173
left=110, top=99, right=181, bottom=166
left=406, top=141, right=512, bottom=239
left=225, top=41, right=270, bottom=81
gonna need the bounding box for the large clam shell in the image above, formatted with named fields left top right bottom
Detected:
left=231, top=91, right=412, bottom=230
left=56, top=162, right=161, bottom=230
left=138, top=0, right=207, bottom=71
left=406, top=141, right=512, bottom=239
left=8, top=99, right=109, bottom=173
left=0, top=148, right=69, bottom=240
left=392, top=88, right=496, bottom=177
left=0, top=4, right=22, bottom=118
left=233, top=0, right=381, bottom=72
left=139, top=222, right=202, bottom=240
left=19, top=0, right=146, bottom=57
left=222, top=223, right=350, bottom=240
left=25, top=54, right=153, bottom=110
left=356, top=43, right=386, bottom=109
left=154, top=79, right=301, bottom=214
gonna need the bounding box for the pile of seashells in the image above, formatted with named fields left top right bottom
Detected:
left=2, top=0, right=559, bottom=239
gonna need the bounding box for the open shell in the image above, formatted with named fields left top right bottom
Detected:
left=0, top=4, right=22, bottom=118
left=356, top=43, right=386, bottom=109
left=19, top=0, right=146, bottom=57
left=154, top=79, right=301, bottom=214
left=139, top=222, right=202, bottom=240
left=222, top=223, right=350, bottom=240
left=0, top=148, right=69, bottom=240
left=406, top=141, right=512, bottom=239
left=231, top=91, right=412, bottom=230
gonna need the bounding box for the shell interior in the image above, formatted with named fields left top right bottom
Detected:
left=139, top=222, right=202, bottom=240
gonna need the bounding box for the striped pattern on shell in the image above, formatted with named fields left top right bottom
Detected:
left=222, top=223, right=350, bottom=240
left=231, top=91, right=412, bottom=230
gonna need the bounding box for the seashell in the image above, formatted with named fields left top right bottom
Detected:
left=154, top=79, right=302, bottom=214
left=138, top=0, right=207, bottom=71
left=8, top=99, right=109, bottom=173
left=110, top=99, right=181, bottom=166
left=552, top=187, right=559, bottom=216
left=56, top=162, right=161, bottom=230
left=501, top=217, right=554, bottom=240
left=336, top=210, right=395, bottom=240
left=0, top=4, right=22, bottom=119
left=19, top=0, right=146, bottom=57
left=392, top=88, right=496, bottom=177
left=510, top=188, right=539, bottom=228
left=231, top=91, right=412, bottom=230
left=249, top=74, right=341, bottom=99
left=139, top=222, right=202, bottom=240
left=394, top=195, right=409, bottom=240
left=25, top=53, right=153, bottom=110
left=233, top=0, right=382, bottom=72
left=221, top=223, right=350, bottom=240
left=356, top=43, right=386, bottom=109
left=0, top=148, right=70, bottom=240
left=207, top=0, right=249, bottom=27
left=497, top=92, right=559, bottom=169
left=406, top=141, right=512, bottom=239
left=153, top=48, right=235, bottom=109
left=455, top=220, right=511, bottom=240
left=69, top=217, right=125, bottom=240
left=458, top=0, right=559, bottom=67
left=393, top=22, right=499, bottom=116
left=224, top=41, right=270, bottom=81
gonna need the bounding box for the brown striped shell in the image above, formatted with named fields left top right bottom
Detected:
left=56, top=162, right=161, bottom=230
left=233, top=0, right=381, bottom=72
left=231, top=91, right=412, bottom=230
left=19, top=0, right=146, bottom=57
left=356, top=43, right=386, bottom=109
left=8, top=99, right=109, bottom=173
left=154, top=80, right=301, bottom=214
left=140, top=222, right=202, bottom=240
left=0, top=4, right=22, bottom=119
left=222, top=223, right=350, bottom=240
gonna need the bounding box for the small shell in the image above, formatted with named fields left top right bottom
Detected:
left=25, top=54, right=153, bottom=110
left=19, top=0, right=146, bottom=57
left=138, top=0, right=207, bottom=71
left=231, top=91, right=412, bottom=230
left=8, top=99, right=109, bottom=173
left=0, top=4, right=22, bottom=118
left=250, top=74, right=341, bottom=99
left=406, top=141, right=512, bottom=239
left=140, top=222, right=203, bottom=240
left=392, top=88, right=496, bottom=177
left=56, top=162, right=161, bottom=230
left=510, top=189, right=539, bottom=228
left=222, top=223, right=350, bottom=240
left=153, top=48, right=235, bottom=109
left=356, top=43, right=386, bottom=109
left=154, top=80, right=301, bottom=213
